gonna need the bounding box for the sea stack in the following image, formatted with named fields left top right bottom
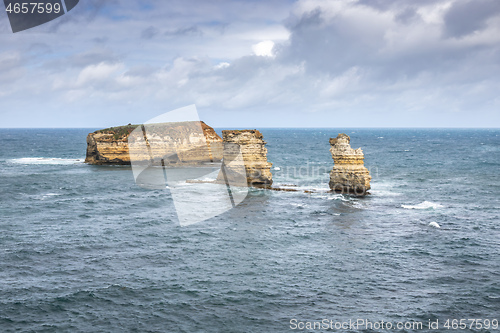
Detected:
left=216, top=130, right=273, bottom=187
left=85, top=121, right=222, bottom=165
left=329, top=133, right=371, bottom=195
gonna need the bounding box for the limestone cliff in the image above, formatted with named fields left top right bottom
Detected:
left=329, top=133, right=371, bottom=195
left=216, top=130, right=273, bottom=187
left=85, top=121, right=222, bottom=165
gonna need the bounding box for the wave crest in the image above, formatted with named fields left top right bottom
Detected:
left=402, top=201, right=443, bottom=210
left=9, top=157, right=84, bottom=165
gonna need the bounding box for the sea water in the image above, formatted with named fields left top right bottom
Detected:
left=0, top=128, right=499, bottom=332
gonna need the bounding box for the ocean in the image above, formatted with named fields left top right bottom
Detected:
left=0, top=128, right=499, bottom=332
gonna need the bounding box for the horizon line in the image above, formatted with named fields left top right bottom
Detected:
left=1, top=126, right=499, bottom=130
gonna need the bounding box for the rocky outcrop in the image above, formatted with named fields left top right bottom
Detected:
left=85, top=125, right=137, bottom=165
left=85, top=121, right=222, bottom=165
left=216, top=130, right=273, bottom=187
left=329, top=133, right=371, bottom=195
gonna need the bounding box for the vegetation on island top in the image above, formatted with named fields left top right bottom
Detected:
left=223, top=129, right=259, bottom=133
left=93, top=121, right=216, bottom=140
left=94, top=124, right=139, bottom=140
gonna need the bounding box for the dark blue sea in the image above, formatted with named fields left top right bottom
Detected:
left=0, top=128, right=499, bottom=332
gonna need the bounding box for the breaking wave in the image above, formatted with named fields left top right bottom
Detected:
left=8, top=157, right=84, bottom=165
left=401, top=201, right=443, bottom=210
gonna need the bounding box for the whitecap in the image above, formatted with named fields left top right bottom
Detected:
left=428, top=221, right=441, bottom=228
left=273, top=167, right=281, bottom=171
left=9, top=157, right=84, bottom=165
left=294, top=185, right=331, bottom=193
left=28, top=192, right=63, bottom=201
left=326, top=193, right=345, bottom=200
left=370, top=188, right=402, bottom=197
left=401, top=201, right=443, bottom=210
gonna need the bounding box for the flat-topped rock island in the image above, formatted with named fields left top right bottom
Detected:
left=85, top=121, right=222, bottom=165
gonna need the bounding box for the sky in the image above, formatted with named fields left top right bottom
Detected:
left=1, top=0, right=499, bottom=128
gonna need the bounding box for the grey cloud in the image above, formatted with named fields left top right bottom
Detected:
left=68, top=49, right=121, bottom=68
left=92, top=37, right=109, bottom=44
left=395, top=7, right=420, bottom=24
left=0, top=12, right=11, bottom=33
left=39, top=48, right=120, bottom=73
left=141, top=26, right=159, bottom=39
left=444, top=0, right=500, bottom=38
left=164, top=26, right=202, bottom=37
left=67, top=0, right=116, bottom=22
left=210, top=55, right=275, bottom=82
left=124, top=65, right=158, bottom=77
left=0, top=53, right=24, bottom=85
left=357, top=0, right=442, bottom=11
left=0, top=54, right=21, bottom=73
left=282, top=9, right=380, bottom=75
left=26, top=43, right=52, bottom=57
left=280, top=0, right=500, bottom=81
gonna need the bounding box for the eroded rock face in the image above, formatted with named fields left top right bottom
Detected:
left=85, top=121, right=222, bottom=165
left=216, top=130, right=273, bottom=187
left=329, top=133, right=371, bottom=195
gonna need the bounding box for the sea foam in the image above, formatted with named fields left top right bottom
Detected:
left=9, top=157, right=84, bottom=165
left=402, top=201, right=443, bottom=210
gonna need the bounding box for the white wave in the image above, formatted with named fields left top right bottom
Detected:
left=295, top=185, right=331, bottom=193
left=370, top=189, right=402, bottom=197
left=273, top=166, right=281, bottom=170
left=428, top=221, right=441, bottom=228
left=28, top=192, right=63, bottom=201
left=9, top=157, right=84, bottom=165
left=369, top=181, right=402, bottom=197
left=402, top=201, right=443, bottom=210
left=327, top=193, right=345, bottom=200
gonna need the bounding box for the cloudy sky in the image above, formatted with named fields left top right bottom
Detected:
left=1, top=0, right=499, bottom=128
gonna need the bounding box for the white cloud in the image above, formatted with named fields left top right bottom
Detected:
left=76, top=62, right=123, bottom=87
left=252, top=41, right=275, bottom=57
left=214, top=62, right=230, bottom=69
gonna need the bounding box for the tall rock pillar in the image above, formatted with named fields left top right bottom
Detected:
left=329, top=133, right=371, bottom=195
left=216, top=130, right=273, bottom=187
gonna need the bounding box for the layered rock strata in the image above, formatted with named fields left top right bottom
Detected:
left=329, top=133, right=371, bottom=195
left=216, top=130, right=273, bottom=187
left=85, top=121, right=222, bottom=165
